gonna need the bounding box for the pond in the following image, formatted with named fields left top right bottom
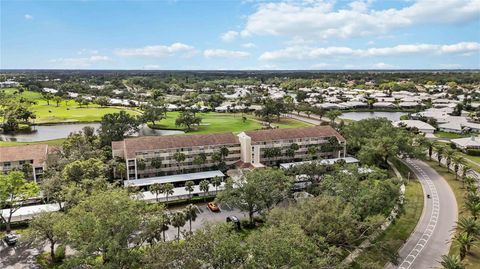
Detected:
left=339, top=111, right=407, bottom=122
left=0, top=123, right=184, bottom=142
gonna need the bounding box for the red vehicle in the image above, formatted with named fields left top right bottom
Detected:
left=207, top=202, right=220, bottom=212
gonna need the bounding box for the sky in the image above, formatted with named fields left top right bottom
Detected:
left=1, top=0, right=479, bottom=70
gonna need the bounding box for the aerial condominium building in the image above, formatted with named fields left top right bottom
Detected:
left=112, top=132, right=241, bottom=180
left=0, top=144, right=59, bottom=182
left=112, top=125, right=346, bottom=181
left=238, top=126, right=346, bottom=167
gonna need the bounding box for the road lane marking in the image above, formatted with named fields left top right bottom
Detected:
left=398, top=159, right=440, bottom=269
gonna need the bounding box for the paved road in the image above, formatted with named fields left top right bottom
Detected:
left=387, top=159, right=457, bottom=269
left=285, top=113, right=323, bottom=125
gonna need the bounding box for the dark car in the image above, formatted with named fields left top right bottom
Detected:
left=4, top=234, right=18, bottom=246
left=226, top=216, right=241, bottom=230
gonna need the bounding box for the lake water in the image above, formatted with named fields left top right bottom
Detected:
left=0, top=123, right=184, bottom=142
left=339, top=111, right=407, bottom=122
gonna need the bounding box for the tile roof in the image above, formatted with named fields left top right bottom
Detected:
left=245, top=126, right=345, bottom=143
left=117, top=132, right=239, bottom=159
left=0, top=144, right=51, bottom=166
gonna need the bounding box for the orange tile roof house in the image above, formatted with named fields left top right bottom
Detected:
left=0, top=144, right=59, bottom=182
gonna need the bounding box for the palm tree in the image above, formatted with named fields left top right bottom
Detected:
left=199, top=180, right=210, bottom=201
left=454, top=232, right=476, bottom=260
left=456, top=216, right=480, bottom=238
left=440, top=255, right=465, bottom=269
left=170, top=211, right=186, bottom=240
left=435, top=145, right=445, bottom=166
left=159, top=210, right=170, bottom=242
left=164, top=183, right=175, bottom=202
left=149, top=183, right=164, bottom=202
left=453, top=155, right=464, bottom=180
left=183, top=204, right=199, bottom=232
left=307, top=145, right=317, bottom=160
left=220, top=146, right=230, bottom=161
left=464, top=200, right=480, bottom=220
left=445, top=149, right=454, bottom=172
left=423, top=139, right=434, bottom=160
left=212, top=176, right=222, bottom=193
left=184, top=181, right=195, bottom=200
left=173, top=152, right=186, bottom=173
left=462, top=166, right=471, bottom=187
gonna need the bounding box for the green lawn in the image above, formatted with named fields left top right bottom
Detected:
left=1, top=88, right=141, bottom=124
left=425, top=160, right=480, bottom=267
left=434, top=131, right=469, bottom=139
left=0, top=138, right=66, bottom=147
left=150, top=112, right=312, bottom=134
left=352, top=179, right=423, bottom=267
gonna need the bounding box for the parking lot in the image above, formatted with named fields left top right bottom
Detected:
left=163, top=202, right=247, bottom=240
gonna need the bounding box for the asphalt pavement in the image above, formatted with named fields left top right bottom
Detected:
left=387, top=159, right=457, bottom=269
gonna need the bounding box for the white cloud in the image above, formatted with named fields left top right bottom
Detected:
left=242, top=42, right=257, bottom=48
left=221, top=31, right=239, bottom=42
left=77, top=49, right=99, bottom=55
left=114, top=43, right=196, bottom=57
left=49, top=55, right=110, bottom=68
left=241, top=0, right=480, bottom=40
left=204, top=49, right=250, bottom=58
left=24, top=14, right=34, bottom=20
left=259, top=42, right=480, bottom=60
left=372, top=62, right=396, bottom=69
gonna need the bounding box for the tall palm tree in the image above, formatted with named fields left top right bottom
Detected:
left=456, top=216, right=480, bottom=238
left=159, top=210, right=170, bottom=242
left=422, top=139, right=434, bottom=160
left=453, top=155, right=465, bottom=180
left=170, top=211, right=186, bottom=241
left=454, top=232, right=476, bottom=260
left=173, top=152, right=186, bottom=173
left=440, top=255, right=465, bottom=269
left=435, top=145, right=445, bottom=166
left=212, top=176, right=222, bottom=194
left=164, top=183, right=175, bottom=202
left=199, top=180, right=210, bottom=202
left=444, top=149, right=454, bottom=172
left=184, top=180, right=195, bottom=200
left=183, top=204, right=199, bottom=232
left=149, top=183, right=164, bottom=202
left=462, top=166, right=471, bottom=188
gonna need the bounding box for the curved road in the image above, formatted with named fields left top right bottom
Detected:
left=387, top=159, right=457, bottom=269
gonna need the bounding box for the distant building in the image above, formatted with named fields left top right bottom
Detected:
left=0, top=81, right=19, bottom=88
left=394, top=120, right=436, bottom=134
left=0, top=144, right=59, bottom=182
left=451, top=136, right=480, bottom=151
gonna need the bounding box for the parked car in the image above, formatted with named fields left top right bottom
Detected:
left=226, top=216, right=241, bottom=230
left=207, top=202, right=220, bottom=212
left=4, top=233, right=18, bottom=246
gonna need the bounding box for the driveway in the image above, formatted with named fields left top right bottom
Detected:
left=387, top=159, right=457, bottom=269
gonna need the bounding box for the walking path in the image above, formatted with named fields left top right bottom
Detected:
left=386, top=159, right=457, bottom=269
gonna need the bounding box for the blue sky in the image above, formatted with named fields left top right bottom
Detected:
left=1, top=0, right=479, bottom=70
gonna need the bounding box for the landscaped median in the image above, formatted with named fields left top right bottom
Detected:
left=349, top=158, right=424, bottom=268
